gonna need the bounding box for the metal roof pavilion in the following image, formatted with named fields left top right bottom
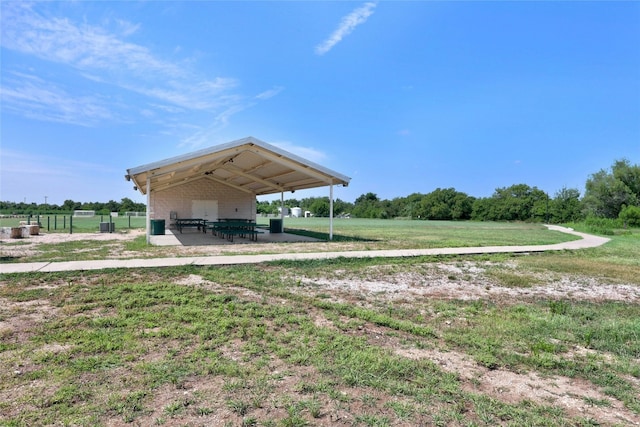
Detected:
left=126, top=137, right=351, bottom=242
left=126, top=136, right=351, bottom=196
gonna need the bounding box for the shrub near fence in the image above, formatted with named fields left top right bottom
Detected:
left=0, top=214, right=147, bottom=233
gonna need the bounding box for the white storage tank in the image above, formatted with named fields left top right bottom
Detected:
left=291, top=207, right=302, bottom=218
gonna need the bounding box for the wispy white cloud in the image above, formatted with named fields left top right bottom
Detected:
left=178, top=102, right=251, bottom=148
left=0, top=148, right=119, bottom=176
left=0, top=148, right=133, bottom=204
left=0, top=2, right=243, bottom=124
left=255, top=86, right=284, bottom=100
left=0, top=71, right=113, bottom=126
left=1, top=2, right=184, bottom=78
left=178, top=86, right=285, bottom=149
left=272, top=141, right=328, bottom=164
left=315, top=2, right=377, bottom=55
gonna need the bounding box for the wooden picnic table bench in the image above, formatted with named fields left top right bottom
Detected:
left=175, top=218, right=206, bottom=233
left=207, top=220, right=263, bottom=241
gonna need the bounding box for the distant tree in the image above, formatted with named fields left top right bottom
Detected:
left=355, top=192, right=379, bottom=205
left=256, top=200, right=276, bottom=215
left=470, top=197, right=491, bottom=221
left=415, top=188, right=474, bottom=220
left=299, top=197, right=315, bottom=212
left=62, top=199, right=81, bottom=212
left=583, top=159, right=639, bottom=218
left=451, top=193, right=475, bottom=220
left=612, top=159, right=640, bottom=198
left=396, top=193, right=424, bottom=218
left=119, top=197, right=138, bottom=213
left=471, top=184, right=546, bottom=221
left=286, top=198, right=300, bottom=208
left=619, top=205, right=640, bottom=227
left=352, top=192, right=384, bottom=218
left=310, top=198, right=330, bottom=217
left=332, top=198, right=353, bottom=216
left=550, top=187, right=582, bottom=223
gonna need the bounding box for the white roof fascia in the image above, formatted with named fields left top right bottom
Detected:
left=126, top=136, right=351, bottom=194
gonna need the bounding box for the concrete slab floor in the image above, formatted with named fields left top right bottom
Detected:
left=150, top=228, right=319, bottom=246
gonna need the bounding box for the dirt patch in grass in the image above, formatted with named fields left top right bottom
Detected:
left=140, top=270, right=640, bottom=427
left=0, top=230, right=370, bottom=262
left=1, top=260, right=639, bottom=426
left=295, top=261, right=640, bottom=304
left=398, top=347, right=638, bottom=426
left=289, top=261, right=640, bottom=426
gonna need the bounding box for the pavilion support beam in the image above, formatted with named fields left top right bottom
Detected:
left=223, top=163, right=284, bottom=193
left=280, top=191, right=285, bottom=232
left=247, top=148, right=333, bottom=185
left=204, top=175, right=255, bottom=194
left=146, top=175, right=151, bottom=245
left=329, top=184, right=334, bottom=241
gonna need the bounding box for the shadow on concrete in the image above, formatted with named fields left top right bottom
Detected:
left=150, top=228, right=320, bottom=247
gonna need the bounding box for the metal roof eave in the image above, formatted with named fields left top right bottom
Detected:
left=125, top=136, right=351, bottom=196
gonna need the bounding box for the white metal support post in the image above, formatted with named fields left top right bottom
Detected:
left=146, top=176, right=151, bottom=244
left=329, top=184, right=334, bottom=240
left=280, top=191, right=285, bottom=232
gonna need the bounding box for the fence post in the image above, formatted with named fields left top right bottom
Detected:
left=109, top=214, right=113, bottom=234
left=27, top=214, right=31, bottom=225
left=47, top=216, right=50, bottom=231
left=54, top=215, right=57, bottom=230
left=70, top=215, right=73, bottom=234
left=63, top=216, right=66, bottom=229
left=128, top=215, right=131, bottom=229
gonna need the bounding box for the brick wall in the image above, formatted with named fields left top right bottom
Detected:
left=150, top=178, right=256, bottom=227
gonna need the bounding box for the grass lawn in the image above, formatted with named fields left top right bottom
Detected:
left=280, top=218, right=582, bottom=249
left=0, top=215, right=146, bottom=233
left=0, top=221, right=638, bottom=426
left=1, top=219, right=583, bottom=264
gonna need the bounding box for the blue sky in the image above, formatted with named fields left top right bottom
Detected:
left=1, top=1, right=639, bottom=206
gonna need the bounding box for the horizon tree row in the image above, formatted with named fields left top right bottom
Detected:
left=4, top=159, right=638, bottom=225
left=261, top=158, right=640, bottom=225
left=0, top=197, right=146, bottom=215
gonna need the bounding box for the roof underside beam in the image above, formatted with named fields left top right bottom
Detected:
left=128, top=140, right=350, bottom=196
left=222, top=163, right=284, bottom=192
left=247, top=147, right=333, bottom=185
left=204, top=175, right=255, bottom=194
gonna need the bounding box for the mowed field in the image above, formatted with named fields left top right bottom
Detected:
left=2, top=218, right=582, bottom=264
left=1, top=220, right=639, bottom=426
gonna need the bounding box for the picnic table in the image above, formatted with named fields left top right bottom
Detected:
left=207, top=219, right=263, bottom=242
left=175, top=218, right=207, bottom=233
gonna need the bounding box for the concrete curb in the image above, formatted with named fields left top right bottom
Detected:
left=0, top=225, right=610, bottom=274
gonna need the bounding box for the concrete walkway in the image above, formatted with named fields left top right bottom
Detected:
left=0, top=225, right=610, bottom=274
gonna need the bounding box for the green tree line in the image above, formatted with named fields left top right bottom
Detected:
left=0, top=197, right=146, bottom=215
left=4, top=159, right=639, bottom=226
left=259, top=159, right=640, bottom=226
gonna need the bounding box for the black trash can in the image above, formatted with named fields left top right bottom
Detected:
left=99, top=222, right=115, bottom=233
left=269, top=218, right=283, bottom=233
left=150, top=219, right=165, bottom=235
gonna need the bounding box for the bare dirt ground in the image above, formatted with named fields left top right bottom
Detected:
left=0, top=230, right=146, bottom=259
left=283, top=264, right=640, bottom=426
left=1, top=232, right=639, bottom=426
left=175, top=271, right=639, bottom=426
left=0, top=229, right=361, bottom=260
